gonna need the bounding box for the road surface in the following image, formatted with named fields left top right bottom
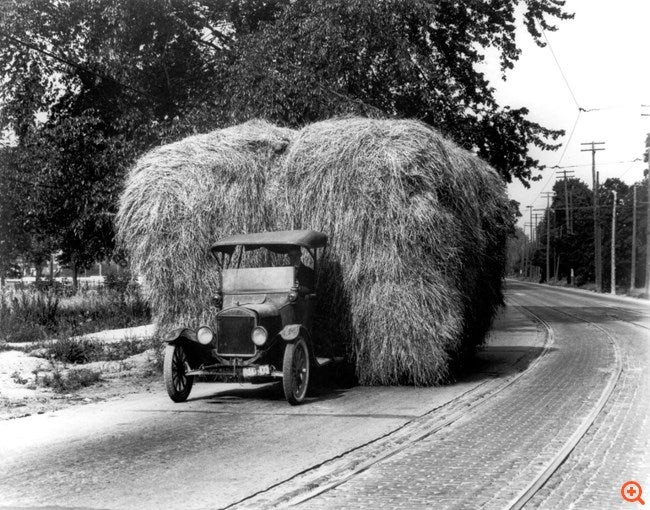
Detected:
left=0, top=281, right=648, bottom=509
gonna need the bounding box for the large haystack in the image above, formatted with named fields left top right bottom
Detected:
left=282, top=118, right=511, bottom=385
left=116, top=120, right=294, bottom=328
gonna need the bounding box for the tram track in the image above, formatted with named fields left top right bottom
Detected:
left=504, top=299, right=624, bottom=510
left=230, top=291, right=634, bottom=510
left=225, top=302, right=555, bottom=509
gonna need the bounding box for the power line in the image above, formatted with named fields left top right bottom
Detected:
left=553, top=110, right=581, bottom=168
left=552, top=158, right=642, bottom=169
left=542, top=30, right=580, bottom=110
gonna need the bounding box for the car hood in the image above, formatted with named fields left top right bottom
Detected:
left=219, top=301, right=280, bottom=319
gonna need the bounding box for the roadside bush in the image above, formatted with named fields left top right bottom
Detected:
left=11, top=291, right=60, bottom=328
left=147, top=335, right=165, bottom=374
left=104, top=267, right=132, bottom=293
left=44, top=337, right=152, bottom=364
left=46, top=337, right=101, bottom=364
left=0, top=294, right=48, bottom=343
left=36, top=362, right=102, bottom=393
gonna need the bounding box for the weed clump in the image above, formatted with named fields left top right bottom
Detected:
left=35, top=361, right=102, bottom=393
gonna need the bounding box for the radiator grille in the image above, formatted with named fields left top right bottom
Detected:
left=216, top=316, right=255, bottom=356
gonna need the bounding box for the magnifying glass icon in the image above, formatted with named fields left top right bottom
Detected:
left=622, top=481, right=645, bottom=505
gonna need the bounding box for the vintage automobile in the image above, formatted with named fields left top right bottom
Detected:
left=163, top=229, right=331, bottom=405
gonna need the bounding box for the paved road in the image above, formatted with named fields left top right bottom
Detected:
left=293, top=282, right=650, bottom=509
left=0, top=282, right=647, bottom=509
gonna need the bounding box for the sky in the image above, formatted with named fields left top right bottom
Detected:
left=482, top=0, right=650, bottom=233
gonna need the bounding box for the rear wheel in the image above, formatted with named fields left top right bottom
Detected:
left=164, top=343, right=194, bottom=402
left=283, top=337, right=310, bottom=405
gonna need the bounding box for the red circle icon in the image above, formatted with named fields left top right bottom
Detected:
left=622, top=481, right=645, bottom=505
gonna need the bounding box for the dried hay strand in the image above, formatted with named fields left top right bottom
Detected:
left=116, top=120, right=295, bottom=328
left=282, top=117, right=511, bottom=386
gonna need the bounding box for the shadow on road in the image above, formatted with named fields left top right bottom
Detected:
left=464, top=345, right=553, bottom=380
left=186, top=343, right=554, bottom=406
left=186, top=372, right=351, bottom=406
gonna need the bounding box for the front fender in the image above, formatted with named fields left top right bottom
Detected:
left=163, top=328, right=198, bottom=344
left=279, top=324, right=309, bottom=342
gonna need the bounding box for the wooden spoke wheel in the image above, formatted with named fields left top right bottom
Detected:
left=283, top=337, right=311, bottom=405
left=164, top=343, right=194, bottom=402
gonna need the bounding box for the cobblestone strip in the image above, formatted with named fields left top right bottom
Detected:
left=295, top=288, right=619, bottom=509
left=505, top=305, right=623, bottom=509
left=520, top=288, right=650, bottom=509
left=224, top=305, right=551, bottom=510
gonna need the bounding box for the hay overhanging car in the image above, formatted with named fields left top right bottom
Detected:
left=162, top=229, right=332, bottom=405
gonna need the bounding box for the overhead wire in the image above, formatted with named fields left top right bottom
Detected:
left=527, top=30, right=584, bottom=208
left=542, top=30, right=580, bottom=110
left=553, top=159, right=641, bottom=169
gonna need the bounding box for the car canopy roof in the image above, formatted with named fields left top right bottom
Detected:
left=211, top=229, right=327, bottom=255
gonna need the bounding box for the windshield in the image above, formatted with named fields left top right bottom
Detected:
left=216, top=246, right=314, bottom=270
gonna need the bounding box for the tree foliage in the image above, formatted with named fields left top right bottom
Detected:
left=532, top=177, right=647, bottom=289
left=0, top=0, right=573, bottom=278
left=221, top=0, right=570, bottom=183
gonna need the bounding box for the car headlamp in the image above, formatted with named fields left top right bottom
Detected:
left=251, top=326, right=268, bottom=347
left=197, top=326, right=214, bottom=345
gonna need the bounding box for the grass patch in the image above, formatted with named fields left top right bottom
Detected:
left=0, top=287, right=150, bottom=344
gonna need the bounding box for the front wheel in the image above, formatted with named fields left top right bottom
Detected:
left=283, top=337, right=310, bottom=405
left=164, top=343, right=194, bottom=402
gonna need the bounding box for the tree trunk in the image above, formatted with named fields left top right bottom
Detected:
left=72, top=264, right=79, bottom=293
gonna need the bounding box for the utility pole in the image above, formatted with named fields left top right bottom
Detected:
left=631, top=184, right=637, bottom=291
left=641, top=107, right=649, bottom=295
left=569, top=184, right=574, bottom=233
left=556, top=169, right=574, bottom=233
left=521, top=230, right=527, bottom=278
left=581, top=141, right=606, bottom=292
left=611, top=190, right=617, bottom=295
left=526, top=205, right=535, bottom=277
left=645, top=132, right=650, bottom=296
left=542, top=193, right=554, bottom=282
left=534, top=212, right=541, bottom=281
left=525, top=222, right=533, bottom=278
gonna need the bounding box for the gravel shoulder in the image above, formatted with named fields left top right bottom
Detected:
left=0, top=326, right=160, bottom=420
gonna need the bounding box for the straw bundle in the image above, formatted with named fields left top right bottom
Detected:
left=117, top=116, right=509, bottom=386
left=116, top=120, right=294, bottom=328
left=282, top=118, right=510, bottom=385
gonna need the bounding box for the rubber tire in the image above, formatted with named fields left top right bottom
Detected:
left=282, top=337, right=310, bottom=405
left=164, top=343, right=194, bottom=402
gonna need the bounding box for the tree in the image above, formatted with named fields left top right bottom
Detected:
left=221, top=0, right=571, bottom=184
left=0, top=144, right=55, bottom=282
left=0, top=0, right=573, bottom=280
left=533, top=178, right=594, bottom=285
left=506, top=226, right=526, bottom=275
left=0, top=0, right=229, bottom=284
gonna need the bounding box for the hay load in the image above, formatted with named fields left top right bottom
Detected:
left=282, top=118, right=511, bottom=385
left=116, top=120, right=294, bottom=328
left=116, top=116, right=510, bottom=386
